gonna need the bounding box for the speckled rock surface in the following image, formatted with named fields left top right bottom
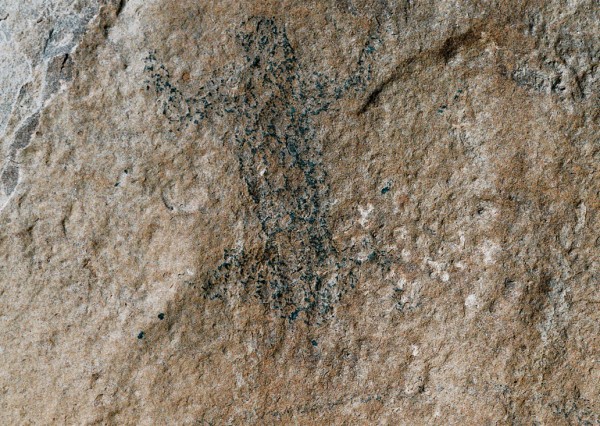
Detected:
left=0, top=0, right=598, bottom=424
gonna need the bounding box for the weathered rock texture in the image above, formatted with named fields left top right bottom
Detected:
left=0, top=0, right=598, bottom=424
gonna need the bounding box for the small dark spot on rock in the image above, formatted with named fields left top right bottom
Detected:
left=158, top=313, right=165, bottom=320
left=311, top=339, right=318, bottom=347
left=137, top=331, right=145, bottom=339
left=381, top=185, right=390, bottom=194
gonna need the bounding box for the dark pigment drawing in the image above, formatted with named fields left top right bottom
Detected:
left=144, top=17, right=396, bottom=323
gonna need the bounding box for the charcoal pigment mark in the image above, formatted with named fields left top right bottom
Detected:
left=145, top=17, right=385, bottom=323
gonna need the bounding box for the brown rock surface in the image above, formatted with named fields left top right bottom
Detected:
left=0, top=0, right=598, bottom=423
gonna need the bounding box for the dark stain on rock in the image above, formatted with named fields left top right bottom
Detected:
left=11, top=113, right=40, bottom=151
left=1, top=163, right=19, bottom=196
left=439, top=28, right=480, bottom=63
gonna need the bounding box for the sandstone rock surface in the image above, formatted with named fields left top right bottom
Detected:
left=0, top=0, right=598, bottom=424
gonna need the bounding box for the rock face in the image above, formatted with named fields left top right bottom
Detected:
left=0, top=0, right=598, bottom=423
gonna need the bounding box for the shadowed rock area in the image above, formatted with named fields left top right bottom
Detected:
left=0, top=0, right=598, bottom=423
